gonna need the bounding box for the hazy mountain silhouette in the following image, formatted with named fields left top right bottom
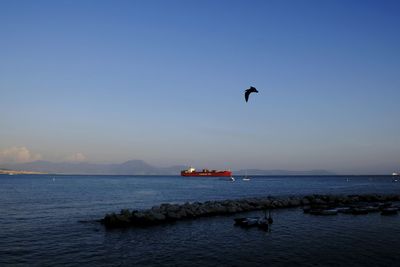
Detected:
left=1, top=160, right=185, bottom=175
left=0, top=160, right=335, bottom=175
left=235, top=169, right=336, bottom=176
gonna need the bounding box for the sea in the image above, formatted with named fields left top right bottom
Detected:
left=1, top=174, right=400, bottom=266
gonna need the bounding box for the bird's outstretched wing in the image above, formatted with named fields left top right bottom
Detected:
left=244, top=90, right=251, bottom=102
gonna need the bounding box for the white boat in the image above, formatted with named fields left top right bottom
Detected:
left=243, top=171, right=251, bottom=181
left=392, top=172, right=399, bottom=176
left=234, top=213, right=271, bottom=230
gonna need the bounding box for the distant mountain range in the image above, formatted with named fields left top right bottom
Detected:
left=0, top=160, right=185, bottom=175
left=0, top=160, right=336, bottom=175
left=234, top=169, right=335, bottom=176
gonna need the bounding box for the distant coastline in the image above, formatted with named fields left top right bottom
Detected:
left=0, top=160, right=336, bottom=176
left=0, top=169, right=47, bottom=175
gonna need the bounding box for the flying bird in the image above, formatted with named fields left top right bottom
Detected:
left=244, top=86, right=258, bottom=102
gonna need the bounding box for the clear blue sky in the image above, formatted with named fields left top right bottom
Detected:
left=1, top=0, right=399, bottom=174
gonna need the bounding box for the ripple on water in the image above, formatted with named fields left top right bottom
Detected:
left=1, top=175, right=400, bottom=266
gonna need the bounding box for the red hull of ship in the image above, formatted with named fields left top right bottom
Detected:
left=181, top=171, right=232, bottom=177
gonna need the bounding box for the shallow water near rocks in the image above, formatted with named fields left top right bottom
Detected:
left=1, top=175, right=399, bottom=266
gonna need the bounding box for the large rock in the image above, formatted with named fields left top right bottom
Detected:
left=102, top=193, right=400, bottom=229
left=103, top=212, right=131, bottom=228
left=166, top=211, right=181, bottom=220
left=288, top=198, right=301, bottom=207
left=301, top=198, right=310, bottom=205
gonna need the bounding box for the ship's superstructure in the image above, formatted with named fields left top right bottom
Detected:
left=181, top=167, right=232, bottom=177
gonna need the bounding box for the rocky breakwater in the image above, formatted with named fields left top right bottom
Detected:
left=101, top=194, right=400, bottom=229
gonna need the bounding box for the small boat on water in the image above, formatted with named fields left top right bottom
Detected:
left=381, top=207, right=398, bottom=216
left=304, top=201, right=399, bottom=217
left=351, top=208, right=369, bottom=215
left=378, top=202, right=392, bottom=209
left=338, top=207, right=353, bottom=214
left=234, top=212, right=271, bottom=230
left=309, top=209, right=338, bottom=215
left=303, top=206, right=311, bottom=213
left=365, top=206, right=380, bottom=212
left=234, top=217, right=259, bottom=227
left=243, top=171, right=251, bottom=181
left=321, top=209, right=338, bottom=215
left=256, top=218, right=269, bottom=230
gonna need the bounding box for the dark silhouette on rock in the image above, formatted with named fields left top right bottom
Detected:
left=244, top=86, right=259, bottom=102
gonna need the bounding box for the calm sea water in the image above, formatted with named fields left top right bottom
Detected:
left=1, top=175, right=399, bottom=266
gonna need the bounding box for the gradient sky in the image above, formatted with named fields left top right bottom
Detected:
left=1, top=0, right=399, bottom=174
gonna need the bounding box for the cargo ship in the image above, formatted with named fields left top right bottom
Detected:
left=181, top=167, right=232, bottom=177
